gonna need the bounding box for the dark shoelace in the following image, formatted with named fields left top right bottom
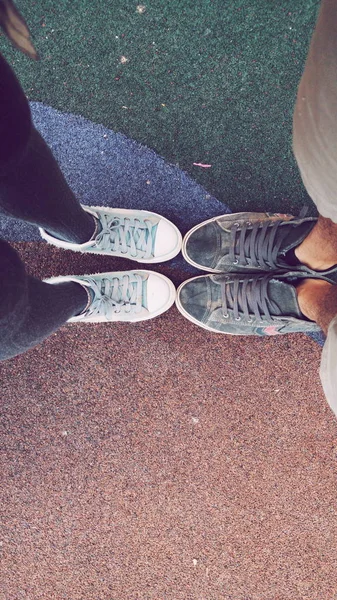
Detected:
left=228, top=208, right=309, bottom=269
left=221, top=275, right=281, bottom=322
left=229, top=219, right=292, bottom=269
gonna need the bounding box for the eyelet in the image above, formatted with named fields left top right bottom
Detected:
left=223, top=313, right=229, bottom=319
left=246, top=221, right=252, bottom=227
left=235, top=317, right=241, bottom=321
left=232, top=259, right=239, bottom=265
left=233, top=222, right=240, bottom=228
left=247, top=318, right=253, bottom=323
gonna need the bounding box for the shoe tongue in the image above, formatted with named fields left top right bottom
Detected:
left=267, top=279, right=302, bottom=318
left=282, top=246, right=300, bottom=266
left=278, top=221, right=316, bottom=254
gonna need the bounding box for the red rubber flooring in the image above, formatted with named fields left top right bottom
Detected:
left=1, top=243, right=337, bottom=600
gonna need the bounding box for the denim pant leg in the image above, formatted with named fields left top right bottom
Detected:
left=0, top=53, right=94, bottom=360
left=0, top=52, right=95, bottom=244
left=0, top=240, right=88, bottom=360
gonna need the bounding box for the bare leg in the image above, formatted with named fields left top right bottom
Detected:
left=295, top=216, right=337, bottom=271
left=296, top=279, right=335, bottom=334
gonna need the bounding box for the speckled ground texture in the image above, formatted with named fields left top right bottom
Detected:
left=1, top=243, right=337, bottom=600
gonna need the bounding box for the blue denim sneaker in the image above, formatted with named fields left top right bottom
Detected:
left=176, top=271, right=325, bottom=336
left=40, top=206, right=182, bottom=263
left=182, top=211, right=337, bottom=282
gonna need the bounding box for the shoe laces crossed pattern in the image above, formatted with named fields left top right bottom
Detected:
left=94, top=213, right=157, bottom=259
left=228, top=208, right=308, bottom=269
left=82, top=273, right=143, bottom=319
left=221, top=275, right=280, bottom=323
left=229, top=220, right=290, bottom=269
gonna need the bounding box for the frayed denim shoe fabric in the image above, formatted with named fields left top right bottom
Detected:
left=182, top=212, right=337, bottom=282
left=45, top=270, right=176, bottom=323
left=176, top=271, right=324, bottom=336
left=40, top=206, right=182, bottom=263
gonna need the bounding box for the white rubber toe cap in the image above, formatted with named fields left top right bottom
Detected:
left=153, top=219, right=182, bottom=261
left=146, top=272, right=176, bottom=314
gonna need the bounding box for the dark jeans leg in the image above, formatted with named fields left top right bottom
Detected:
left=0, top=53, right=95, bottom=244
left=0, top=54, right=94, bottom=360
left=0, top=240, right=88, bottom=361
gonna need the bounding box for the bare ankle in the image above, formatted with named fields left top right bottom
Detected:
left=296, top=278, right=337, bottom=334
left=295, top=215, right=337, bottom=271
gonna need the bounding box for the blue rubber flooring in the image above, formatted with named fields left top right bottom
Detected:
left=1, top=102, right=228, bottom=257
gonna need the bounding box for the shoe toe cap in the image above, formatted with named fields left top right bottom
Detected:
left=153, top=219, right=181, bottom=259
left=178, top=277, right=210, bottom=322
left=185, top=223, right=219, bottom=268
left=146, top=273, right=176, bottom=313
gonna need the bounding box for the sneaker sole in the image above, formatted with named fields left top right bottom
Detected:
left=45, top=270, right=177, bottom=323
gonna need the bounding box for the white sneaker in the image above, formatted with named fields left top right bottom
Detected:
left=40, top=206, right=182, bottom=263
left=44, top=270, right=176, bottom=323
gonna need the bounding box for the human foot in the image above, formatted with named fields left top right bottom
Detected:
left=40, top=206, right=182, bottom=263
left=182, top=211, right=317, bottom=273
left=183, top=210, right=337, bottom=283
left=295, top=215, right=337, bottom=271
left=296, top=277, right=337, bottom=335
left=45, top=270, right=176, bottom=322
left=176, top=271, right=323, bottom=336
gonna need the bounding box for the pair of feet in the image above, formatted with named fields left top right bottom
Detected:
left=43, top=206, right=181, bottom=322
left=43, top=206, right=337, bottom=335
left=179, top=211, right=337, bottom=336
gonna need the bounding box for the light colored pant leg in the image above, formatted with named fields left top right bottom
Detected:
left=293, top=0, right=337, bottom=222
left=293, top=0, right=337, bottom=411
left=320, top=316, right=337, bottom=411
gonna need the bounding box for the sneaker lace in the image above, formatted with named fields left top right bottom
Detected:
left=229, top=208, right=308, bottom=269
left=222, top=275, right=281, bottom=322
left=229, top=219, right=290, bottom=269
left=94, top=214, right=156, bottom=258
left=83, top=273, right=143, bottom=319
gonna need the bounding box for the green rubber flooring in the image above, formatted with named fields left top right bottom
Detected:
left=3, top=0, right=319, bottom=215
